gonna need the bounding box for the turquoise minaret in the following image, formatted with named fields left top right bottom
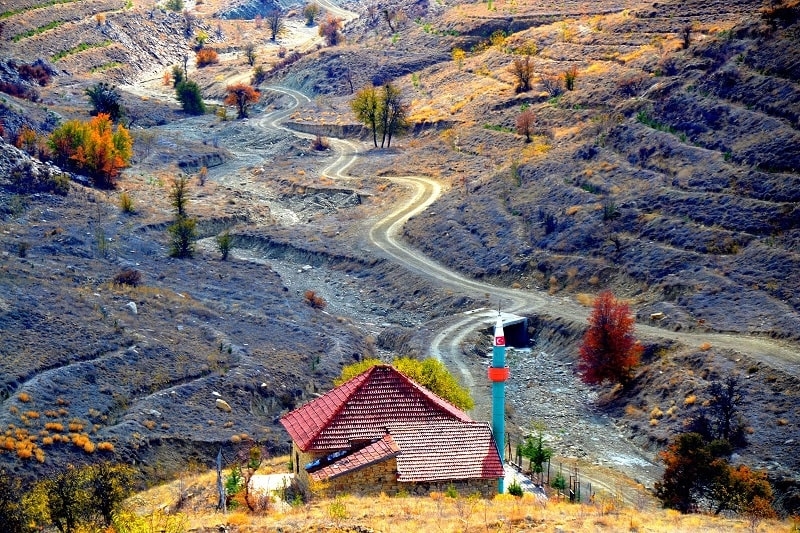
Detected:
left=487, top=315, right=509, bottom=494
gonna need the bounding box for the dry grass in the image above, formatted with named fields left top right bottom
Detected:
left=128, top=471, right=793, bottom=532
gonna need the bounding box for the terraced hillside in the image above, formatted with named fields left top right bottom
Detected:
left=391, top=0, right=800, bottom=339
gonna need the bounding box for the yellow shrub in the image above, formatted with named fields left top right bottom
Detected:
left=684, top=394, right=696, bottom=406
left=650, top=406, right=663, bottom=419
left=18, top=392, right=31, bottom=403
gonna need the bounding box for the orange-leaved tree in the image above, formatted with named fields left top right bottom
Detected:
left=578, top=290, right=642, bottom=385
left=48, top=113, right=132, bottom=189
left=224, top=83, right=260, bottom=119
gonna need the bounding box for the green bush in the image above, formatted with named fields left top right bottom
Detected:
left=169, top=217, right=196, bottom=258
left=175, top=80, right=205, bottom=115
left=85, top=82, right=125, bottom=122
left=507, top=479, right=523, bottom=497
left=216, top=231, right=232, bottom=260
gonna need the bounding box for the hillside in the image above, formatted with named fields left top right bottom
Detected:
left=0, top=0, right=799, bottom=525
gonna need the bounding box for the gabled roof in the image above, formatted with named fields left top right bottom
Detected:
left=280, top=365, right=471, bottom=451
left=389, top=420, right=504, bottom=482
left=309, top=434, right=400, bottom=482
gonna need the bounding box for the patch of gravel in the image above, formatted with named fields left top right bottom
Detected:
left=505, top=347, right=661, bottom=490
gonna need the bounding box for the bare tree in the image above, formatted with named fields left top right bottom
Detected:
left=244, top=43, right=257, bottom=66
left=516, top=109, right=535, bottom=143
left=540, top=73, right=563, bottom=97
left=509, top=56, right=534, bottom=92
left=266, top=9, right=285, bottom=41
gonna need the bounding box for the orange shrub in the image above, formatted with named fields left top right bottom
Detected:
left=45, top=422, right=64, bottom=432
left=15, top=126, right=39, bottom=155
left=35, top=448, right=45, bottom=462
left=48, top=113, right=133, bottom=188
left=17, top=392, right=31, bottom=403
left=83, top=441, right=96, bottom=453
left=304, top=289, right=327, bottom=309
left=97, top=441, right=114, bottom=452
left=25, top=411, right=40, bottom=419
left=42, top=436, right=54, bottom=446
left=196, top=48, right=219, bottom=67
left=17, top=446, right=33, bottom=460
left=68, top=422, right=85, bottom=432
left=3, top=437, right=15, bottom=451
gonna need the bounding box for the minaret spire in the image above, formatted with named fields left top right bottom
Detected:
left=487, top=311, right=509, bottom=494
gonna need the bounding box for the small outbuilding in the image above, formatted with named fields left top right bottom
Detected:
left=280, top=364, right=504, bottom=497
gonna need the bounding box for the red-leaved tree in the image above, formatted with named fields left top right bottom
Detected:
left=578, top=290, right=642, bottom=385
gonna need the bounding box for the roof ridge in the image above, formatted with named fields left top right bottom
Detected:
left=280, top=365, right=379, bottom=450
left=389, top=366, right=472, bottom=422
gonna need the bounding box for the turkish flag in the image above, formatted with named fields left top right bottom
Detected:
left=495, top=336, right=505, bottom=346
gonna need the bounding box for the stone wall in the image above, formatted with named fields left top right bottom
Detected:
left=291, top=441, right=500, bottom=499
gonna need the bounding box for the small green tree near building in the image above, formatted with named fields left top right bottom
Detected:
left=551, top=470, right=567, bottom=499
left=520, top=423, right=552, bottom=485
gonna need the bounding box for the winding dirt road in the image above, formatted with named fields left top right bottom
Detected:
left=265, top=90, right=800, bottom=380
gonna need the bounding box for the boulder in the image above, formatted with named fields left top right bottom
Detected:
left=215, top=399, right=232, bottom=412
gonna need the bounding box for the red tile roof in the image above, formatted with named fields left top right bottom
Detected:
left=281, top=365, right=471, bottom=452
left=389, top=420, right=504, bottom=482
left=309, top=434, right=401, bottom=482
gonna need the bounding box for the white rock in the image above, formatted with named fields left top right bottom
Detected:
left=126, top=301, right=138, bottom=315
left=212, top=391, right=221, bottom=397
left=215, top=399, right=232, bottom=412
left=148, top=409, right=161, bottom=418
